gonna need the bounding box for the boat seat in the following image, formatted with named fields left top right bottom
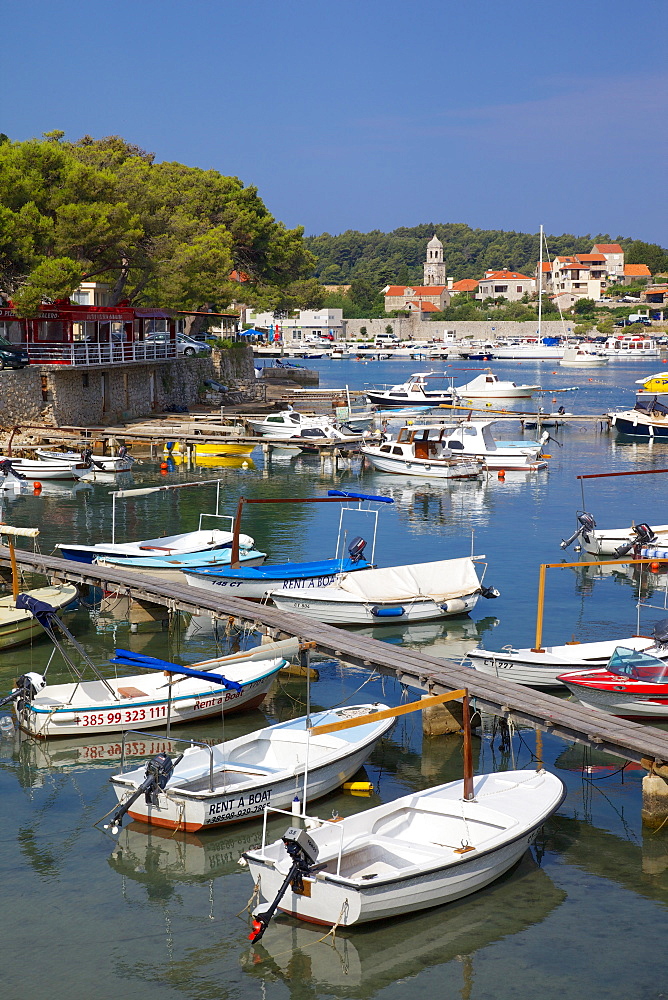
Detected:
left=117, top=686, right=148, bottom=698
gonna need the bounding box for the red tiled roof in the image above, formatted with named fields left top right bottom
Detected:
left=229, top=269, right=250, bottom=282
left=418, top=301, right=440, bottom=312
left=593, top=244, right=623, bottom=254
left=576, top=254, right=606, bottom=262
left=452, top=279, right=479, bottom=291
left=624, top=263, right=652, bottom=276
left=481, top=271, right=532, bottom=281
left=384, top=286, right=446, bottom=296
left=539, top=262, right=552, bottom=272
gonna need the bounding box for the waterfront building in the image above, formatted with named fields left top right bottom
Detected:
left=476, top=269, right=535, bottom=302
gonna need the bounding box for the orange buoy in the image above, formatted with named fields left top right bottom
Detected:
left=651, top=561, right=661, bottom=573
left=498, top=470, right=506, bottom=480
left=33, top=481, right=42, bottom=493
left=160, top=461, right=168, bottom=470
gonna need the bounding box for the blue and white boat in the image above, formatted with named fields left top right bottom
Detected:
left=183, top=490, right=393, bottom=600
left=94, top=545, right=266, bottom=583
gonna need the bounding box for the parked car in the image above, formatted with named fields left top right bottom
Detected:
left=0, top=337, right=29, bottom=369
left=145, top=333, right=212, bottom=357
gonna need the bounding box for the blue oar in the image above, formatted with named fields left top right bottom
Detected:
left=110, top=649, right=242, bottom=691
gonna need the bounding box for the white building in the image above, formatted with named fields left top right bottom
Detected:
left=476, top=269, right=535, bottom=302
left=244, top=308, right=344, bottom=342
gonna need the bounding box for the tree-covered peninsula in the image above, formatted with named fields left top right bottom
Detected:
left=0, top=131, right=316, bottom=318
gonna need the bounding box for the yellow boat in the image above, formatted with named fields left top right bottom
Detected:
left=636, top=372, right=668, bottom=393
left=163, top=441, right=255, bottom=458
left=165, top=453, right=256, bottom=469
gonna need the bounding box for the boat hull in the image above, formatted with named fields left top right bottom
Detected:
left=559, top=682, right=668, bottom=718
left=246, top=770, right=565, bottom=926
left=362, top=450, right=481, bottom=480
left=270, top=591, right=479, bottom=624
left=467, top=636, right=659, bottom=688
left=17, top=660, right=283, bottom=739
left=184, top=559, right=371, bottom=600
left=110, top=704, right=393, bottom=831
left=611, top=410, right=668, bottom=437
left=0, top=584, right=78, bottom=650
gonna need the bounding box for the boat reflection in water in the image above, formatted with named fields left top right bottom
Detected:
left=241, top=853, right=565, bottom=998
left=354, top=615, right=499, bottom=660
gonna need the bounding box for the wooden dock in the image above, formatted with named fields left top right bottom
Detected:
left=5, top=547, right=668, bottom=773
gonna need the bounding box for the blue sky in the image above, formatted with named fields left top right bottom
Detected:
left=6, top=0, right=667, bottom=246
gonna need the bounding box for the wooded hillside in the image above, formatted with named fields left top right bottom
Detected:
left=305, top=224, right=668, bottom=287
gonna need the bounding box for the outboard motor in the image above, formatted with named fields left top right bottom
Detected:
left=348, top=536, right=367, bottom=563
left=117, top=445, right=128, bottom=459
left=105, top=751, right=182, bottom=834
left=480, top=585, right=500, bottom=599
left=0, top=672, right=46, bottom=710
left=80, top=447, right=93, bottom=465
left=247, top=827, right=320, bottom=943
left=0, top=459, right=26, bottom=480
left=651, top=618, right=668, bottom=648
left=613, top=522, right=658, bottom=558
left=561, top=512, right=597, bottom=550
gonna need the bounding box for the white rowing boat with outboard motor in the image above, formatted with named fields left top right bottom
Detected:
left=105, top=702, right=394, bottom=833
left=243, top=689, right=565, bottom=934
left=0, top=602, right=295, bottom=737
left=36, top=447, right=136, bottom=472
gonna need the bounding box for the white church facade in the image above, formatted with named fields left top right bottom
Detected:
left=383, top=234, right=451, bottom=314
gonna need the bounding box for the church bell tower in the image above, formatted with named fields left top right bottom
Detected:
left=423, top=234, right=446, bottom=286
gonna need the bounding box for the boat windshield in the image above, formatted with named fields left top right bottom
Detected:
left=607, top=647, right=668, bottom=684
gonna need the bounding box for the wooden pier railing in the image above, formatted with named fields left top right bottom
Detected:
left=5, top=548, right=668, bottom=771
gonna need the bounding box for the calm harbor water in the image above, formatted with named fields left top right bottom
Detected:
left=1, top=356, right=668, bottom=1000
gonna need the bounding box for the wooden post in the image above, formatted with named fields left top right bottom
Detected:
left=8, top=540, right=19, bottom=602
left=462, top=690, right=474, bottom=801
left=532, top=562, right=547, bottom=652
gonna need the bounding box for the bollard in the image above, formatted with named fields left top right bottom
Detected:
left=421, top=693, right=463, bottom=736
left=641, top=772, right=668, bottom=829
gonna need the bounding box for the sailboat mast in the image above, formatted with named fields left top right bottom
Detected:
left=538, top=224, right=543, bottom=339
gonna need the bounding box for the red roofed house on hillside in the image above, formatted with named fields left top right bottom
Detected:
left=450, top=278, right=479, bottom=297
left=476, top=269, right=535, bottom=302
left=593, top=243, right=624, bottom=277
left=623, top=263, right=652, bottom=284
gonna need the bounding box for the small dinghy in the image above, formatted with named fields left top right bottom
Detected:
left=467, top=634, right=667, bottom=688
left=36, top=447, right=136, bottom=471
left=558, top=643, right=668, bottom=718
left=0, top=456, right=86, bottom=480
left=1, top=605, right=294, bottom=738
left=243, top=691, right=565, bottom=933
left=107, top=703, right=394, bottom=832
left=95, top=545, right=267, bottom=584
left=270, top=556, right=498, bottom=625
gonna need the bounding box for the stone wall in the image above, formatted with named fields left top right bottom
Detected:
left=343, top=318, right=575, bottom=341
left=0, top=346, right=255, bottom=428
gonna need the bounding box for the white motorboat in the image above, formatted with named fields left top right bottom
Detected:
left=433, top=420, right=549, bottom=471
left=270, top=556, right=498, bottom=625
left=559, top=345, right=608, bottom=368
left=35, top=448, right=136, bottom=471
left=467, top=634, right=666, bottom=689
left=362, top=424, right=481, bottom=480
left=244, top=766, right=565, bottom=928
left=558, top=645, right=668, bottom=718
left=95, top=545, right=267, bottom=585
left=4, top=629, right=296, bottom=738
left=364, top=372, right=459, bottom=409
left=246, top=408, right=356, bottom=442
left=107, top=703, right=394, bottom=831
left=0, top=455, right=86, bottom=480
left=455, top=371, right=539, bottom=398
left=601, top=335, right=660, bottom=358
left=488, top=341, right=565, bottom=360
left=522, top=406, right=570, bottom=429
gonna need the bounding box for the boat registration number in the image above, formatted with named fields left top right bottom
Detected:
left=79, top=706, right=166, bottom=727
left=483, top=658, right=514, bottom=669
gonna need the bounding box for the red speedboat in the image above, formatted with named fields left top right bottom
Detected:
left=558, top=645, right=668, bottom=719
